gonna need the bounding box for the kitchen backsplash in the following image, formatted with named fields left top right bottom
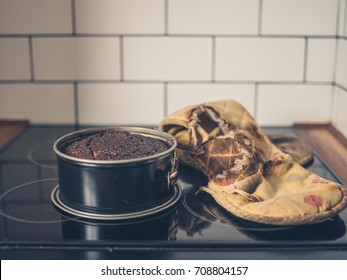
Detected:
left=0, top=0, right=346, bottom=136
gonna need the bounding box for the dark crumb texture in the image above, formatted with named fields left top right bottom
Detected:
left=63, top=130, right=169, bottom=160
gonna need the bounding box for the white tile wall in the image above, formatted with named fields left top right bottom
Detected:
left=257, top=85, right=332, bottom=126
left=338, top=0, right=346, bottom=36
left=306, top=39, right=335, bottom=82
left=168, top=0, right=259, bottom=35
left=0, top=38, right=30, bottom=80
left=75, top=0, right=164, bottom=34
left=33, top=37, right=120, bottom=80
left=123, top=37, right=212, bottom=81
left=167, top=84, right=255, bottom=115
left=0, top=84, right=74, bottom=123
left=336, top=39, right=347, bottom=89
left=333, top=0, right=347, bottom=137
left=0, top=0, right=346, bottom=131
left=334, top=35, right=347, bottom=137
left=333, top=87, right=347, bottom=137
left=215, top=38, right=305, bottom=81
left=262, top=0, right=338, bottom=35
left=78, top=84, right=164, bottom=126
left=0, top=0, right=72, bottom=34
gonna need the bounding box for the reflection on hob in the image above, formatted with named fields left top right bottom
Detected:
left=0, top=178, right=178, bottom=241
left=179, top=186, right=346, bottom=241
left=62, top=209, right=178, bottom=241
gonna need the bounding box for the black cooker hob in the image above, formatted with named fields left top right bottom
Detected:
left=0, top=126, right=346, bottom=259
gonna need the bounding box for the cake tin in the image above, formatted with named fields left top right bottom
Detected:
left=52, top=127, right=180, bottom=220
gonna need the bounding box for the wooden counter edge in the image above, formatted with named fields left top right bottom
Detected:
left=294, top=123, right=347, bottom=184
left=0, top=120, right=30, bottom=151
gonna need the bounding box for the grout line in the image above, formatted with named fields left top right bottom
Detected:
left=333, top=0, right=344, bottom=119
left=254, top=83, right=259, bottom=120
left=344, top=0, right=347, bottom=36
left=71, top=0, right=77, bottom=35
left=0, top=34, right=341, bottom=39
left=336, top=0, right=341, bottom=35
left=122, top=80, right=331, bottom=85
left=119, top=36, right=124, bottom=81
left=258, top=0, right=263, bottom=36
left=335, top=82, right=347, bottom=92
left=73, top=82, right=79, bottom=127
left=28, top=36, right=35, bottom=81
left=211, top=36, right=216, bottom=82
left=0, top=80, right=334, bottom=85
left=165, top=0, right=169, bottom=35
left=332, top=38, right=339, bottom=84
left=303, top=37, right=308, bottom=83
left=163, top=82, right=168, bottom=117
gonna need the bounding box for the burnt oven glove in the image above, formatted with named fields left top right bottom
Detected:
left=159, top=100, right=347, bottom=225
left=267, top=134, right=313, bottom=166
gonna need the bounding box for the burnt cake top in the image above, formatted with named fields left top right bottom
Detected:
left=63, top=130, right=169, bottom=161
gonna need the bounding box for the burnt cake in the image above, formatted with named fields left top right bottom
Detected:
left=63, top=130, right=169, bottom=160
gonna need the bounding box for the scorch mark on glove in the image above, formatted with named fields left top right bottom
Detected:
left=304, top=194, right=323, bottom=207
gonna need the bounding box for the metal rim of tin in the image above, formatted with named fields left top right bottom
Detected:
left=53, top=127, right=177, bottom=166
left=51, top=184, right=182, bottom=220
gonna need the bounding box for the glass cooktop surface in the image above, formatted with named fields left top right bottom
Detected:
left=0, top=126, right=346, bottom=259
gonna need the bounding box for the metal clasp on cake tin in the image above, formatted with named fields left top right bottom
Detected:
left=169, top=152, right=179, bottom=187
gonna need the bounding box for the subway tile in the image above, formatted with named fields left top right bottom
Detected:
left=0, top=84, right=75, bottom=124
left=0, top=0, right=71, bottom=34
left=123, top=37, right=212, bottom=81
left=78, top=84, right=164, bottom=125
left=338, top=0, right=346, bottom=36
left=33, top=37, right=120, bottom=80
left=75, top=0, right=164, bottom=34
left=257, top=85, right=332, bottom=126
left=306, top=39, right=335, bottom=82
left=0, top=38, right=30, bottom=80
left=167, top=83, right=255, bottom=115
left=336, top=39, right=347, bottom=89
left=215, top=38, right=305, bottom=81
left=168, top=0, right=258, bottom=35
left=262, top=0, right=338, bottom=35
left=333, top=87, right=347, bottom=138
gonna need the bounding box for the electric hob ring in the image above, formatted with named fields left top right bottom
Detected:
left=0, top=178, right=73, bottom=224
left=51, top=184, right=182, bottom=221
left=28, top=142, right=58, bottom=169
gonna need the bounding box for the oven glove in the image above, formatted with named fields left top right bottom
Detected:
left=159, top=100, right=347, bottom=225
left=267, top=134, right=313, bottom=166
